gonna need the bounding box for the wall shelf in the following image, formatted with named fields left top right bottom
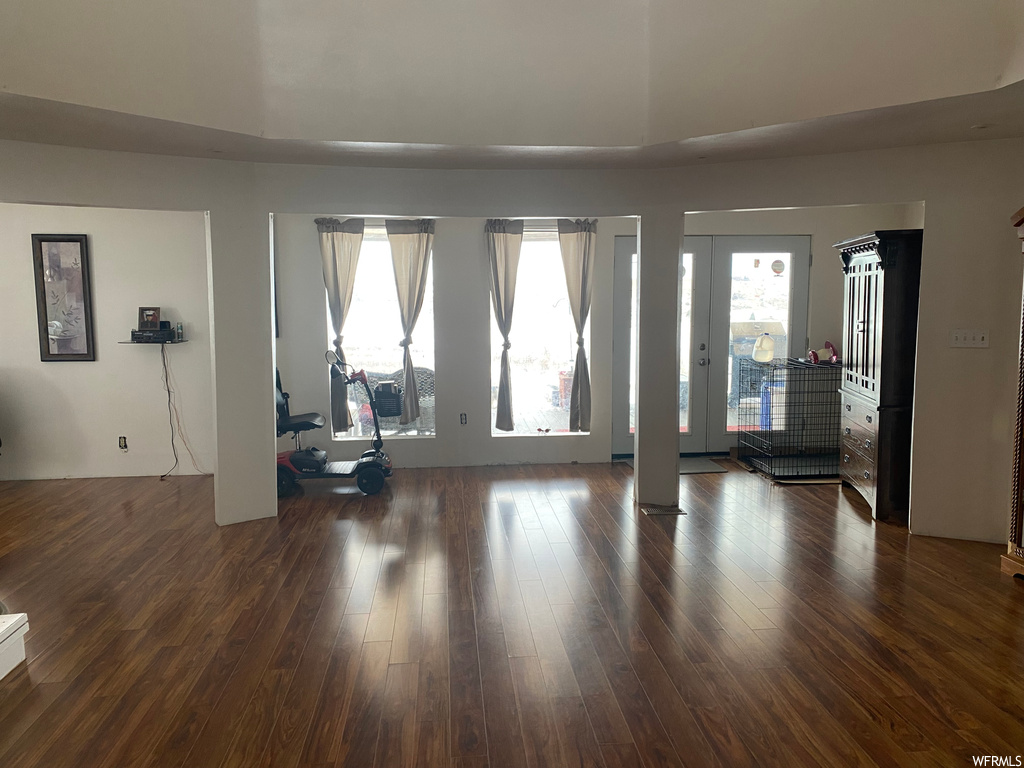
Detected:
left=118, top=340, right=189, bottom=344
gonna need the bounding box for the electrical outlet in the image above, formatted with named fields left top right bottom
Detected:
left=459, top=413, right=467, bottom=425
left=950, top=329, right=990, bottom=348
left=119, top=436, right=128, bottom=452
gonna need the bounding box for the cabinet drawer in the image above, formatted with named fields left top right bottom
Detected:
left=842, top=447, right=876, bottom=506
left=841, top=393, right=878, bottom=430
left=842, top=418, right=877, bottom=460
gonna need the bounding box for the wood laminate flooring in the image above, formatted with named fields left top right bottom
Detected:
left=1, top=464, right=1022, bottom=767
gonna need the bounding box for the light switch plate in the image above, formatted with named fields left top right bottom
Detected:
left=950, top=329, right=990, bottom=348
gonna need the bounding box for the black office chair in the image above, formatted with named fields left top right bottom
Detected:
left=276, top=369, right=326, bottom=448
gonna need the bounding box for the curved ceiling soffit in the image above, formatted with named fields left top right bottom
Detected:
left=0, top=0, right=1021, bottom=150
left=1, top=79, right=1023, bottom=170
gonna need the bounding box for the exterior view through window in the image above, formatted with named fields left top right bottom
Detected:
left=491, top=229, right=589, bottom=435
left=726, top=252, right=791, bottom=430
left=328, top=227, right=436, bottom=437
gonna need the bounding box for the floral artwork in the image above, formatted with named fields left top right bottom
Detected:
left=32, top=235, right=95, bottom=361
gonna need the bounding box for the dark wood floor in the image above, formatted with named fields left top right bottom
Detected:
left=1, top=463, right=1023, bottom=768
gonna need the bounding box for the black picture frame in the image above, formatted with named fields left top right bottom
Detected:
left=138, top=306, right=161, bottom=330
left=32, top=234, right=96, bottom=362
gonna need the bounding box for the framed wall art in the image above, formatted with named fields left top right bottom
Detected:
left=32, top=234, right=96, bottom=362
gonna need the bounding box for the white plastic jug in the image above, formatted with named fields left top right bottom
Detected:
left=751, top=332, right=775, bottom=362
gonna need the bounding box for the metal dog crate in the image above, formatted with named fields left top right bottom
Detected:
left=737, top=358, right=842, bottom=479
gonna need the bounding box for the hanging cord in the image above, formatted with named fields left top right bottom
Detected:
left=160, top=343, right=179, bottom=479
left=164, top=346, right=204, bottom=474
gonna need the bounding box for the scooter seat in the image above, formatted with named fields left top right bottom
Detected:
left=278, top=412, right=326, bottom=435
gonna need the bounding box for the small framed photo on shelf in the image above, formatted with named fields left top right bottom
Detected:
left=138, top=307, right=161, bottom=330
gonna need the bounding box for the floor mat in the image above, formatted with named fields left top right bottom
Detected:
left=621, top=457, right=729, bottom=475
left=679, top=457, right=729, bottom=474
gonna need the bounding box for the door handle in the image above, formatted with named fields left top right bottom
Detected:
left=697, top=358, right=707, bottom=366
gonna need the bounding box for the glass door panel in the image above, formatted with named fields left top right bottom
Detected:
left=707, top=236, right=809, bottom=453
left=629, top=252, right=638, bottom=434
left=611, top=236, right=636, bottom=455
left=679, top=237, right=712, bottom=453
left=725, top=252, right=792, bottom=431
left=679, top=252, right=693, bottom=433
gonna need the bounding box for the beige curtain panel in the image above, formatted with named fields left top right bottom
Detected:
left=315, top=217, right=364, bottom=433
left=557, top=218, right=597, bottom=432
left=386, top=219, right=435, bottom=424
left=486, top=219, right=524, bottom=432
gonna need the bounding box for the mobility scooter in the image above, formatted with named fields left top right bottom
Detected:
left=276, top=354, right=393, bottom=497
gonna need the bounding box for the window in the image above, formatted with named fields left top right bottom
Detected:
left=490, top=228, right=589, bottom=435
left=329, top=226, right=435, bottom=437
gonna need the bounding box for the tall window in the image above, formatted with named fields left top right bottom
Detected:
left=490, top=228, right=589, bottom=435
left=329, top=226, right=435, bottom=437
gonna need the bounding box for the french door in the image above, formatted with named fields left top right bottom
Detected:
left=612, top=234, right=810, bottom=455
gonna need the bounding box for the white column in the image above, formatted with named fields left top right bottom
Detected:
left=208, top=193, right=279, bottom=525
left=633, top=209, right=683, bottom=508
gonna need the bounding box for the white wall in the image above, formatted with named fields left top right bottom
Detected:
left=273, top=214, right=635, bottom=468
left=685, top=203, right=926, bottom=350
left=0, top=137, right=1021, bottom=541
left=0, top=204, right=214, bottom=480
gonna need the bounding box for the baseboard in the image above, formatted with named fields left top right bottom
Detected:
left=0, top=613, right=29, bottom=681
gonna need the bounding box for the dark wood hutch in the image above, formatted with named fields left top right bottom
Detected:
left=835, top=230, right=923, bottom=522
left=1005, top=206, right=1024, bottom=578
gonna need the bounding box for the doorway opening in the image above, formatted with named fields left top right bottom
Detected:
left=611, top=203, right=926, bottom=458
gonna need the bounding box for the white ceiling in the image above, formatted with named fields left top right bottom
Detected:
left=0, top=0, right=1021, bottom=161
